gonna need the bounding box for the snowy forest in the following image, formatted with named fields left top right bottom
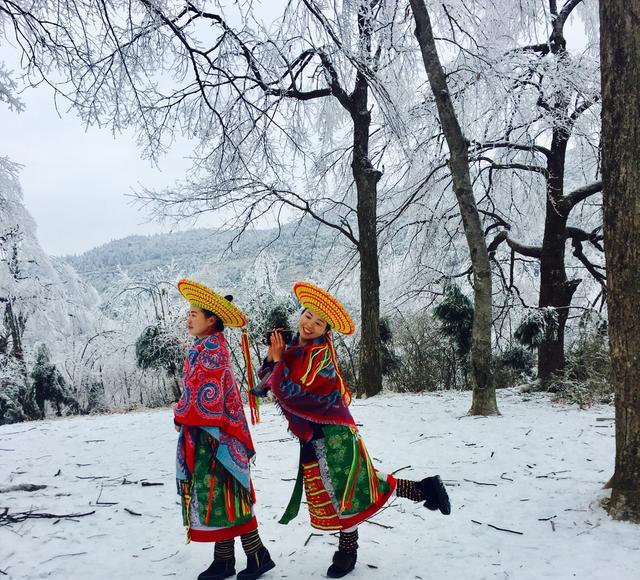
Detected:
left=0, top=1, right=639, bottom=579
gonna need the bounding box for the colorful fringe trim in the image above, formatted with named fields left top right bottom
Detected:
left=339, top=428, right=380, bottom=512
left=241, top=328, right=260, bottom=424
left=298, top=333, right=352, bottom=406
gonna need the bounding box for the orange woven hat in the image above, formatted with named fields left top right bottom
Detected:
left=177, top=279, right=247, bottom=328
left=293, top=281, right=356, bottom=335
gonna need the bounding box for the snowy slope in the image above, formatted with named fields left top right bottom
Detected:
left=0, top=389, right=637, bottom=580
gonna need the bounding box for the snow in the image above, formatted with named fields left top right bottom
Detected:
left=1, top=389, right=638, bottom=580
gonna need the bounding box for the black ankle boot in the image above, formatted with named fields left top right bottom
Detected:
left=237, top=546, right=275, bottom=580
left=197, top=557, right=235, bottom=580
left=327, top=550, right=358, bottom=578
left=419, top=475, right=451, bottom=515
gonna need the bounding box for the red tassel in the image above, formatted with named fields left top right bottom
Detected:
left=241, top=329, right=260, bottom=424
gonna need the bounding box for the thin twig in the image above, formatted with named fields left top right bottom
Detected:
left=39, top=552, right=87, bottom=564
left=487, top=523, right=523, bottom=535
left=365, top=520, right=394, bottom=529
left=391, top=465, right=411, bottom=476
left=463, top=478, right=498, bottom=486
left=304, top=533, right=322, bottom=546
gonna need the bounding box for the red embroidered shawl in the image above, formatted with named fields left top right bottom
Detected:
left=174, top=333, right=254, bottom=454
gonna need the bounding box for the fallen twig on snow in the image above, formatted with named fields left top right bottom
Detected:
left=304, top=533, right=322, bottom=546
left=364, top=519, right=394, bottom=529
left=0, top=508, right=95, bottom=526
left=463, top=478, right=498, bottom=487
left=0, top=427, right=36, bottom=436
left=40, top=552, right=87, bottom=564
left=96, top=484, right=118, bottom=506
left=470, top=519, right=523, bottom=535
left=391, top=465, right=411, bottom=476
left=151, top=550, right=179, bottom=562
left=0, top=484, right=47, bottom=493
left=124, top=508, right=142, bottom=516
left=409, top=434, right=443, bottom=443
left=487, top=523, right=523, bottom=535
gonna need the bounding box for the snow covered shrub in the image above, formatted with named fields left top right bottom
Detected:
left=552, top=313, right=611, bottom=408
left=493, top=345, right=535, bottom=389
left=433, top=283, right=473, bottom=357
left=135, top=324, right=183, bottom=401
left=514, top=308, right=559, bottom=349
left=83, top=376, right=108, bottom=414
left=0, top=357, right=37, bottom=424
left=31, top=344, right=78, bottom=417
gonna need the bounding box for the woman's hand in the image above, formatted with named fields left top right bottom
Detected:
left=268, top=329, right=286, bottom=363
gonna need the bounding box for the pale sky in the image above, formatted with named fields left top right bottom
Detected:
left=0, top=0, right=286, bottom=257
left=0, top=77, right=208, bottom=256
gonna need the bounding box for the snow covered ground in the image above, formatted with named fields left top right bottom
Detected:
left=1, top=389, right=638, bottom=580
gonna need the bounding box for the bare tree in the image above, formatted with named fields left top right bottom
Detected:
left=600, top=0, right=640, bottom=523
left=472, top=0, right=602, bottom=386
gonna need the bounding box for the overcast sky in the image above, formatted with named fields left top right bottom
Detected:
left=0, top=1, right=286, bottom=258
left=0, top=76, right=210, bottom=257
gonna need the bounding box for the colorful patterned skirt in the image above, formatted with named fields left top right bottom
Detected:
left=281, top=424, right=396, bottom=531
left=177, top=427, right=257, bottom=542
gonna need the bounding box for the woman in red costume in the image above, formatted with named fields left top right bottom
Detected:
left=174, top=280, right=275, bottom=580
left=256, top=281, right=450, bottom=578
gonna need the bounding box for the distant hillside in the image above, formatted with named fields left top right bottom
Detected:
left=63, top=221, right=350, bottom=294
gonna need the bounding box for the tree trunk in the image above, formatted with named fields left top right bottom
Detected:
left=538, top=129, right=580, bottom=385
left=351, top=67, right=383, bottom=398
left=600, top=0, right=640, bottom=523
left=408, top=0, right=498, bottom=415
left=4, top=300, right=25, bottom=363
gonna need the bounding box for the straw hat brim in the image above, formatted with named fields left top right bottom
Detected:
left=293, top=281, right=356, bottom=335
left=178, top=279, right=247, bottom=328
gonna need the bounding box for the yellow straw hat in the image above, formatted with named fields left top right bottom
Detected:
left=293, top=281, right=356, bottom=336
left=177, top=279, right=248, bottom=328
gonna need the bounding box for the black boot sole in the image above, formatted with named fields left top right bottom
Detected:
left=327, top=563, right=356, bottom=578
left=197, top=567, right=236, bottom=580
left=237, top=558, right=275, bottom=580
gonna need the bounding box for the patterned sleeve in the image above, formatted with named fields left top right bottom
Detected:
left=257, top=357, right=275, bottom=380
left=252, top=359, right=288, bottom=397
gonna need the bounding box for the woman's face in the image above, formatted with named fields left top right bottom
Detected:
left=298, top=309, right=328, bottom=342
left=187, top=307, right=216, bottom=338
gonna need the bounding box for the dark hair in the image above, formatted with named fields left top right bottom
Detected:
left=301, top=308, right=331, bottom=331
left=202, top=295, right=233, bottom=332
